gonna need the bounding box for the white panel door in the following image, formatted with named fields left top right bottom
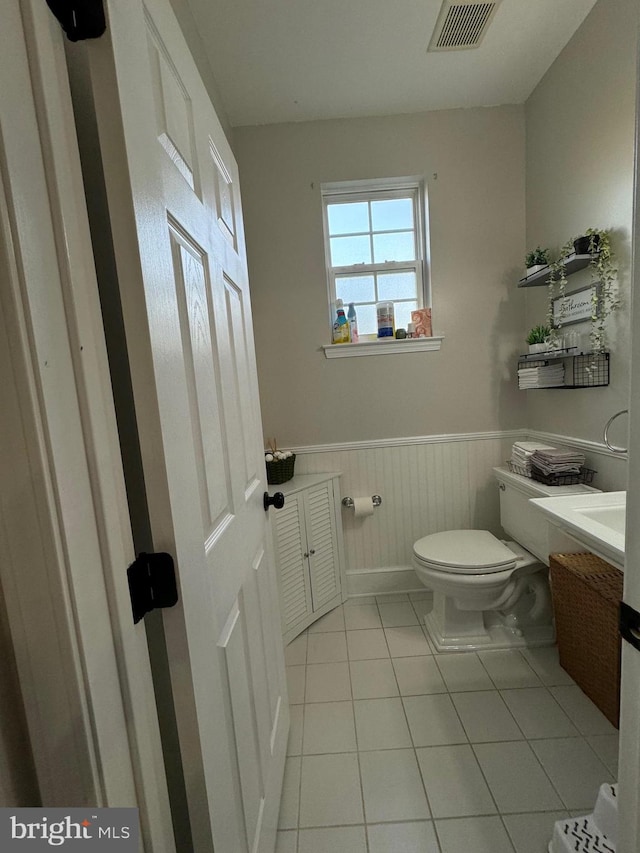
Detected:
left=76, top=1, right=289, bottom=851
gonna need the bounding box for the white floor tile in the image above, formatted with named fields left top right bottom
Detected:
left=350, top=658, right=399, bottom=699
left=276, top=830, right=298, bottom=853
left=586, top=734, right=619, bottom=775
left=452, top=691, right=524, bottom=743
left=416, top=744, right=496, bottom=818
left=378, top=602, right=420, bottom=627
left=298, top=826, right=367, bottom=853
left=287, top=704, right=303, bottom=755
left=410, top=590, right=434, bottom=601
left=367, top=821, right=440, bottom=853
left=436, top=816, right=514, bottom=853
left=477, top=650, right=541, bottom=689
left=500, top=688, right=578, bottom=739
left=303, top=701, right=357, bottom=754
left=549, top=685, right=618, bottom=736
left=299, top=753, right=364, bottom=827
left=286, top=665, right=306, bottom=704
left=435, top=653, right=494, bottom=692
left=353, top=697, right=412, bottom=750
left=306, top=631, right=348, bottom=664
left=344, top=604, right=382, bottom=630
left=346, top=628, right=389, bottom=660
left=393, top=655, right=447, bottom=696
left=284, top=632, right=308, bottom=666
left=403, top=694, right=468, bottom=747
left=502, top=812, right=569, bottom=853
left=385, top=626, right=432, bottom=657
left=473, top=741, right=564, bottom=813
left=530, top=738, right=613, bottom=810
left=308, top=606, right=345, bottom=633
left=521, top=647, right=575, bottom=686
left=305, top=662, right=352, bottom=703
left=360, top=749, right=431, bottom=822
left=279, top=756, right=301, bottom=829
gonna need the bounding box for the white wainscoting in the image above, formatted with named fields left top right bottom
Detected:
left=292, top=429, right=628, bottom=596
left=293, top=432, right=520, bottom=596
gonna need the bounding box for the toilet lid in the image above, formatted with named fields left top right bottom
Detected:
left=413, top=530, right=517, bottom=574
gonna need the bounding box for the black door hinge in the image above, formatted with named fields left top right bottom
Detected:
left=127, top=552, right=178, bottom=624
left=620, top=601, right=640, bottom=652
left=45, top=0, right=106, bottom=42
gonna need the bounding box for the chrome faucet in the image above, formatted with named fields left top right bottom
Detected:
left=603, top=409, right=628, bottom=454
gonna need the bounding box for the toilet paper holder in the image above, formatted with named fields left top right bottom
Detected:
left=342, top=495, right=382, bottom=508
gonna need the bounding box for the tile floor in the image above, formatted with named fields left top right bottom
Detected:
left=279, top=593, right=619, bottom=853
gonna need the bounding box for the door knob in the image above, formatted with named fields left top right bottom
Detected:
left=264, top=491, right=285, bottom=511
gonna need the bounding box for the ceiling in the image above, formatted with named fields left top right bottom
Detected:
left=186, top=0, right=598, bottom=127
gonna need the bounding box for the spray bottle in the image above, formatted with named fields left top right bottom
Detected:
left=347, top=303, right=359, bottom=344
left=332, top=298, right=350, bottom=344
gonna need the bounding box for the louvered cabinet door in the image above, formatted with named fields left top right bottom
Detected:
left=304, top=482, right=341, bottom=612
left=272, top=493, right=313, bottom=635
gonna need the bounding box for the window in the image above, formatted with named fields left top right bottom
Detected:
left=322, top=177, right=428, bottom=340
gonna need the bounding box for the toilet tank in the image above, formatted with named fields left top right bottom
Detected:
left=493, top=466, right=600, bottom=564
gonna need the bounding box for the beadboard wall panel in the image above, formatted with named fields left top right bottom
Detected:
left=292, top=430, right=628, bottom=595
left=293, top=434, right=516, bottom=593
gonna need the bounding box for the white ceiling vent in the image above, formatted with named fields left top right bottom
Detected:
left=428, top=1, right=501, bottom=52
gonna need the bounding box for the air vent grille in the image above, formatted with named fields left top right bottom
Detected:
left=428, top=1, right=500, bottom=51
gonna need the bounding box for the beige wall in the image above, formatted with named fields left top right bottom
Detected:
left=235, top=106, right=527, bottom=447
left=524, top=0, right=637, bottom=448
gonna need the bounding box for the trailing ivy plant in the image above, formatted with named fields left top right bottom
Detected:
left=545, top=228, right=618, bottom=354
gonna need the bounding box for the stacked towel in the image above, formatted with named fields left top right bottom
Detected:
left=518, top=364, right=565, bottom=389
left=511, top=442, right=557, bottom=476
left=530, top=447, right=586, bottom=478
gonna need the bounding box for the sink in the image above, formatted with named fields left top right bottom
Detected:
left=530, top=491, right=626, bottom=571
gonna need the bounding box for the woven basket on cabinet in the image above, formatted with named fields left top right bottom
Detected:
left=266, top=454, right=296, bottom=485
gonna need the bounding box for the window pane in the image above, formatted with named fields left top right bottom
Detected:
left=327, top=202, right=369, bottom=236
left=336, top=275, right=375, bottom=304
left=377, top=271, right=417, bottom=301
left=330, top=235, right=371, bottom=266
left=354, top=304, right=377, bottom=336
left=371, top=197, right=413, bottom=232
left=373, top=231, right=415, bottom=263
left=394, top=300, right=418, bottom=331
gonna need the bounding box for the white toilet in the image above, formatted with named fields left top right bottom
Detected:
left=412, top=466, right=599, bottom=652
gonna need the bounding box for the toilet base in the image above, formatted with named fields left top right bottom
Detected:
left=424, top=591, right=555, bottom=653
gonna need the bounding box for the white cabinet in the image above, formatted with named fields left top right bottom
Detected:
left=269, top=473, right=345, bottom=642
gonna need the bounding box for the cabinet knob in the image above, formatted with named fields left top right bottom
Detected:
left=264, top=491, right=285, bottom=511
left=309, top=549, right=316, bottom=555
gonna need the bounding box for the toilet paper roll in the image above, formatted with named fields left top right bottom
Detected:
left=353, top=496, right=375, bottom=518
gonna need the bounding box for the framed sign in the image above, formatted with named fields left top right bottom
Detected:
left=552, top=284, right=601, bottom=327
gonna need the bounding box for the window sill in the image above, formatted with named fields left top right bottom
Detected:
left=323, top=336, right=444, bottom=359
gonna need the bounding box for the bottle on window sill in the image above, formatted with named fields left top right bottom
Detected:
left=347, top=302, right=359, bottom=344
left=332, top=298, right=350, bottom=344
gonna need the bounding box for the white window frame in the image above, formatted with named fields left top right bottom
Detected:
left=321, top=176, right=430, bottom=344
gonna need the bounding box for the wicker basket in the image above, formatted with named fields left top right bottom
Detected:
left=549, top=552, right=623, bottom=727
left=266, top=454, right=296, bottom=485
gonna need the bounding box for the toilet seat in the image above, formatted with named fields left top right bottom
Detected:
left=413, top=530, right=517, bottom=575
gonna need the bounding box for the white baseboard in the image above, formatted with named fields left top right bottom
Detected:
left=346, top=565, right=424, bottom=596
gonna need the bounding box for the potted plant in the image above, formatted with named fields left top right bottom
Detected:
left=527, top=325, right=550, bottom=354
left=545, top=228, right=618, bottom=353
left=525, top=246, right=550, bottom=276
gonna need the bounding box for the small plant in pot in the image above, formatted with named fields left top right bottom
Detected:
left=526, top=325, right=550, bottom=354
left=525, top=246, right=550, bottom=276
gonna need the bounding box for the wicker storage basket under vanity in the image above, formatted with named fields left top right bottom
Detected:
left=549, top=552, right=623, bottom=727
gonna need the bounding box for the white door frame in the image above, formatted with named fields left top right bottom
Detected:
left=0, top=3, right=174, bottom=849
left=617, top=34, right=640, bottom=852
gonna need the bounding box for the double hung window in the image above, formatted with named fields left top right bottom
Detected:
left=322, top=178, right=428, bottom=340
